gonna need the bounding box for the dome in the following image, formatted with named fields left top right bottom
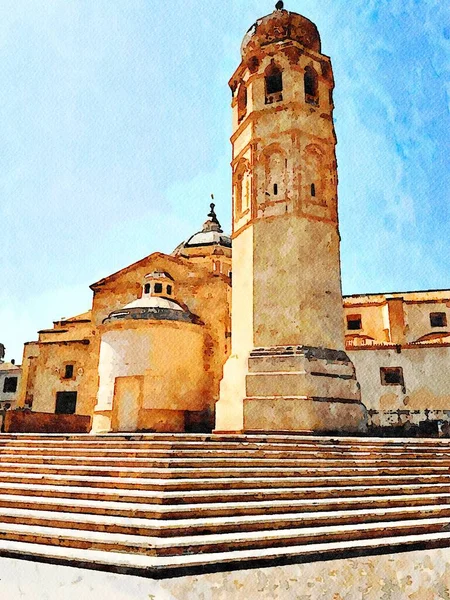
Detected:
left=241, top=4, right=321, bottom=58
left=105, top=292, right=196, bottom=324
left=124, top=296, right=183, bottom=311
left=172, top=203, right=231, bottom=255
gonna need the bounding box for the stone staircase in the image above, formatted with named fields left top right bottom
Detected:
left=0, top=433, right=449, bottom=577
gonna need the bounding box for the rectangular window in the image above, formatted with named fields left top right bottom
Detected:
left=380, top=367, right=404, bottom=386
left=63, top=364, right=74, bottom=379
left=430, top=312, right=447, bottom=328
left=166, top=285, right=172, bottom=296
left=154, top=283, right=163, bottom=293
left=3, top=377, right=18, bottom=393
left=347, top=314, right=362, bottom=330
left=55, top=391, right=77, bottom=415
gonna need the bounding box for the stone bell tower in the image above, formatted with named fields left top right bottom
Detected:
left=215, top=2, right=367, bottom=433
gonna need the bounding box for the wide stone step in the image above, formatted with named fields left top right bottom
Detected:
left=0, top=461, right=449, bottom=480
left=0, top=530, right=450, bottom=578
left=2, top=504, right=450, bottom=538
left=0, top=490, right=450, bottom=520
left=2, top=471, right=450, bottom=491
left=0, top=515, right=449, bottom=557
left=6, top=446, right=450, bottom=460
left=2, top=480, right=450, bottom=505
left=2, top=454, right=450, bottom=469
left=2, top=436, right=450, bottom=453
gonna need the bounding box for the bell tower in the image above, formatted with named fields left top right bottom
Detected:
left=216, top=3, right=367, bottom=433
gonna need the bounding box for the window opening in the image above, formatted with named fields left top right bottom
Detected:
left=430, top=312, right=447, bottom=328
left=237, top=83, right=247, bottom=123
left=63, top=364, right=74, bottom=379
left=144, top=283, right=151, bottom=294
left=380, top=367, right=404, bottom=386
left=55, top=391, right=77, bottom=415
left=154, top=283, right=163, bottom=294
left=304, top=66, right=319, bottom=105
left=347, top=315, right=362, bottom=330
left=265, top=64, right=283, bottom=104
left=2, top=377, right=17, bottom=394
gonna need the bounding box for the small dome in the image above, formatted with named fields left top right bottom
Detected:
left=124, top=296, right=183, bottom=311
left=104, top=274, right=196, bottom=324
left=105, top=295, right=195, bottom=324
left=241, top=6, right=321, bottom=58
left=173, top=203, right=231, bottom=255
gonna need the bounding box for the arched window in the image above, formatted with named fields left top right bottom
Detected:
left=265, top=63, right=283, bottom=104
left=144, top=283, right=151, bottom=294
left=304, top=66, right=319, bottom=105
left=234, top=160, right=250, bottom=216
left=237, top=83, right=247, bottom=123
left=262, top=147, right=286, bottom=199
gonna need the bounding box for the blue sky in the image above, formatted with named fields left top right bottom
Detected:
left=0, top=0, right=449, bottom=361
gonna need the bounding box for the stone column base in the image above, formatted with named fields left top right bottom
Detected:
left=243, top=345, right=367, bottom=434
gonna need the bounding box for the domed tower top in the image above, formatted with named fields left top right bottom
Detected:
left=241, top=2, right=321, bottom=59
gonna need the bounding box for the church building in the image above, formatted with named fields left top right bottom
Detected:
left=15, top=4, right=450, bottom=437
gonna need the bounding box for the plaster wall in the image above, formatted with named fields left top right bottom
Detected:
left=349, top=345, right=450, bottom=414
left=94, top=321, right=207, bottom=432
left=0, top=366, right=21, bottom=406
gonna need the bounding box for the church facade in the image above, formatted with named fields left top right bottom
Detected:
left=15, top=5, right=450, bottom=436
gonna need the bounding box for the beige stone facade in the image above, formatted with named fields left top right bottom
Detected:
left=216, top=7, right=367, bottom=434
left=345, top=290, right=450, bottom=433
left=18, top=210, right=232, bottom=433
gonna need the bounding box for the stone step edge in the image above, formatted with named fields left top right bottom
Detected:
left=1, top=480, right=450, bottom=503
left=2, top=503, right=450, bottom=532
left=0, top=527, right=450, bottom=578
left=3, top=455, right=450, bottom=467
left=2, top=514, right=450, bottom=550
left=1, top=472, right=450, bottom=489
left=0, top=462, right=449, bottom=475
left=2, top=433, right=450, bottom=444
left=0, top=491, right=450, bottom=518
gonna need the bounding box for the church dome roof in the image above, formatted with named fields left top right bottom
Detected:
left=241, top=3, right=321, bottom=58
left=172, top=203, right=231, bottom=255
left=123, top=296, right=183, bottom=311
left=105, top=296, right=195, bottom=324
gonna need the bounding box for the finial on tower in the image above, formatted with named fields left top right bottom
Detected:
left=203, top=195, right=222, bottom=232
left=275, top=1, right=284, bottom=10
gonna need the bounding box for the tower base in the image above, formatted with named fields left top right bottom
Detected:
left=217, top=345, right=367, bottom=434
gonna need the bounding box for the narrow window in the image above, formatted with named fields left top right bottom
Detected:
left=304, top=66, right=319, bottom=105
left=273, top=183, right=278, bottom=196
left=237, top=83, right=247, bottom=123
left=311, top=183, right=316, bottom=197
left=55, top=391, right=77, bottom=415
left=166, top=285, right=172, bottom=295
left=347, top=314, right=362, bottom=330
left=2, top=377, right=17, bottom=394
left=430, top=312, right=447, bottom=328
left=265, top=64, right=283, bottom=104
left=144, top=283, right=151, bottom=294
left=63, top=364, right=74, bottom=379
left=380, top=367, right=404, bottom=386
